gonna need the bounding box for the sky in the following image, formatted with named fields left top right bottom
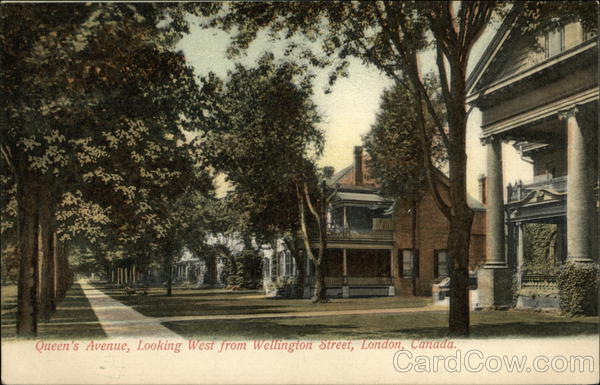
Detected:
left=177, top=16, right=532, bottom=201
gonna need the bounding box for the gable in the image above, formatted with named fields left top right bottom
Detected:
left=467, top=10, right=517, bottom=98
left=468, top=10, right=593, bottom=101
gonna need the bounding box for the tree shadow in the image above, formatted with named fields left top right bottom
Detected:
left=163, top=319, right=360, bottom=339
left=163, top=316, right=599, bottom=340
left=386, top=320, right=599, bottom=339
left=1, top=283, right=106, bottom=340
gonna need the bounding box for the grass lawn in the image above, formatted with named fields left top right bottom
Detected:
left=163, top=310, right=599, bottom=340
left=1, top=283, right=106, bottom=340
left=3, top=282, right=598, bottom=341
left=94, top=282, right=598, bottom=340
left=94, top=283, right=430, bottom=318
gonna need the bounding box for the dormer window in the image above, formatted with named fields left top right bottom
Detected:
left=583, top=29, right=597, bottom=42
left=545, top=27, right=563, bottom=58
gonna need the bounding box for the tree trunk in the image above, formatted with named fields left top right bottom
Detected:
left=411, top=199, right=418, bottom=296
left=446, top=73, right=474, bottom=336
left=284, top=233, right=305, bottom=299
left=312, top=200, right=329, bottom=303
left=55, top=240, right=71, bottom=301
left=39, top=195, right=56, bottom=321
left=447, top=209, right=473, bottom=336
left=205, top=252, right=217, bottom=287
left=296, top=183, right=329, bottom=303
left=313, top=258, right=326, bottom=302
left=164, top=250, right=173, bottom=296
left=16, top=168, right=39, bottom=337
left=295, top=255, right=305, bottom=298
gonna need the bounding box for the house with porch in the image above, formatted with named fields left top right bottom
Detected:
left=264, top=146, right=487, bottom=298
left=467, top=11, right=598, bottom=307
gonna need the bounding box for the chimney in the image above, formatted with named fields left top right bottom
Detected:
left=354, top=146, right=363, bottom=185
left=323, top=166, right=335, bottom=179
left=478, top=174, right=487, bottom=205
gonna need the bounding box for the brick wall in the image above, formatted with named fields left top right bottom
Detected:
left=393, top=185, right=487, bottom=296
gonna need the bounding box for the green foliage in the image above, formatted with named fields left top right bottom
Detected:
left=221, top=250, right=263, bottom=290
left=363, top=80, right=447, bottom=200
left=517, top=1, right=598, bottom=36
left=557, top=263, right=598, bottom=316
left=69, top=245, right=107, bottom=279
left=522, top=223, right=560, bottom=275
left=1, top=3, right=220, bottom=276
left=205, top=54, right=323, bottom=241
left=1, top=243, right=18, bottom=284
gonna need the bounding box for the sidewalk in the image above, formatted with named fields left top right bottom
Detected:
left=79, top=279, right=181, bottom=338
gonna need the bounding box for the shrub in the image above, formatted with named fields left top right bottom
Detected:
left=557, top=262, right=598, bottom=316
left=222, top=250, right=263, bottom=289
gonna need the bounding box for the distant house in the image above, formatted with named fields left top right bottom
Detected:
left=266, top=146, right=486, bottom=298
left=467, top=11, right=598, bottom=307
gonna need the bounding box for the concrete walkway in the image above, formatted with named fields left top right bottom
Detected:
left=79, top=279, right=181, bottom=338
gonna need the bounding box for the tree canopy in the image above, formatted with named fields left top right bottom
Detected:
left=0, top=2, right=220, bottom=335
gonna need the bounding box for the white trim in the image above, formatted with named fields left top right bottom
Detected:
left=467, top=13, right=517, bottom=97
left=482, top=87, right=599, bottom=135
left=468, top=41, right=596, bottom=104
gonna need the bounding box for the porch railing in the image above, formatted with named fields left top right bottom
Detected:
left=305, top=276, right=391, bottom=287
left=310, top=229, right=394, bottom=242
left=521, top=274, right=557, bottom=290
left=507, top=177, right=567, bottom=202
left=347, top=276, right=392, bottom=286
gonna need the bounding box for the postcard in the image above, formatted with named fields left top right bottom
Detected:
left=1, top=1, right=598, bottom=384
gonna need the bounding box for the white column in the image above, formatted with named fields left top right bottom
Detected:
left=560, top=106, right=593, bottom=263
left=484, top=135, right=506, bottom=267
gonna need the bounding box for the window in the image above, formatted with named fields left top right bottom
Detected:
left=400, top=249, right=419, bottom=278
left=434, top=250, right=451, bottom=278
left=546, top=28, right=563, bottom=58
left=264, top=259, right=270, bottom=278
left=287, top=252, right=294, bottom=276
left=583, top=29, right=597, bottom=42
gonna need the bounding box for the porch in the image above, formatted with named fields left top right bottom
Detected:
left=506, top=187, right=566, bottom=309
left=304, top=248, right=395, bottom=298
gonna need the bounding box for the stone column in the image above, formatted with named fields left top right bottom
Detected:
left=485, top=135, right=506, bottom=267
left=478, top=135, right=512, bottom=308
left=560, top=106, right=593, bottom=263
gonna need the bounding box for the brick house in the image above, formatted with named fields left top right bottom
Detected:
left=272, top=146, right=486, bottom=297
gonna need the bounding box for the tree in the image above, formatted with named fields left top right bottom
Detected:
left=211, top=0, right=600, bottom=333
left=205, top=55, right=327, bottom=300
left=364, top=80, right=446, bottom=200
left=1, top=3, right=218, bottom=336
left=364, top=79, right=447, bottom=295
left=211, top=0, right=502, bottom=334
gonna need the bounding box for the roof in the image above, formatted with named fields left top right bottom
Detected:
left=327, top=161, right=485, bottom=211
left=326, top=164, right=353, bottom=186
left=333, top=191, right=393, bottom=204
left=466, top=8, right=519, bottom=98
left=432, top=168, right=485, bottom=211
left=467, top=193, right=485, bottom=211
